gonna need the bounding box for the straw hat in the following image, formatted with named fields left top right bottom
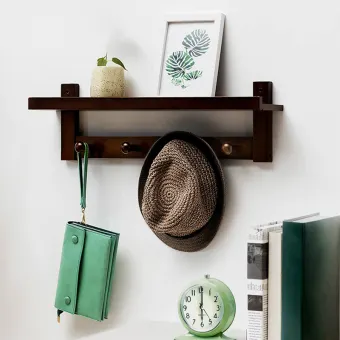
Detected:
left=138, top=131, right=225, bottom=252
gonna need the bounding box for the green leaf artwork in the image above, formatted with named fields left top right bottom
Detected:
left=172, top=78, right=183, bottom=86
left=182, top=29, right=211, bottom=57
left=166, top=51, right=195, bottom=78
left=171, top=77, right=189, bottom=89
left=184, top=70, right=203, bottom=81
left=165, top=30, right=210, bottom=89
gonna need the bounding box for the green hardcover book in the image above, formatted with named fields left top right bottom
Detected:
left=282, top=215, right=340, bottom=340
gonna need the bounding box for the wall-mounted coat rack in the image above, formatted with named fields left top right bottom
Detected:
left=28, top=81, right=283, bottom=162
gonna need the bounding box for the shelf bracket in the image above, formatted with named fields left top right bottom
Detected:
left=61, top=84, right=80, bottom=160
left=253, top=81, right=273, bottom=162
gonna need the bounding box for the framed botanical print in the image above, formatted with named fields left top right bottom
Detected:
left=157, top=12, right=225, bottom=97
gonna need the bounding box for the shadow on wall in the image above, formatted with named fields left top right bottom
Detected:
left=203, top=166, right=234, bottom=251
left=82, top=108, right=252, bottom=138
left=215, top=19, right=227, bottom=97
left=68, top=253, right=132, bottom=338
left=253, top=100, right=286, bottom=171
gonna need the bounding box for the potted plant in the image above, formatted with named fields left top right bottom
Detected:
left=90, top=54, right=127, bottom=97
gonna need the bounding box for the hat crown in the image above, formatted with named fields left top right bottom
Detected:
left=141, top=139, right=218, bottom=237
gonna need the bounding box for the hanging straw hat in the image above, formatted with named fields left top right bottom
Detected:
left=138, top=131, right=225, bottom=252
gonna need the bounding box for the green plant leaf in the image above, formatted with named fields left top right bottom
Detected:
left=182, top=29, right=211, bottom=57
left=166, top=51, right=195, bottom=78
left=183, top=70, right=203, bottom=81
left=112, top=57, right=127, bottom=70
left=97, top=53, right=107, bottom=66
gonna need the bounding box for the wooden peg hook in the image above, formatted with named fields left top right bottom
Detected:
left=222, top=143, right=233, bottom=155
left=121, top=142, right=142, bottom=155
left=75, top=142, right=84, bottom=153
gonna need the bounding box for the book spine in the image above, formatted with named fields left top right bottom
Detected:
left=247, top=223, right=282, bottom=340
left=302, top=216, right=340, bottom=339
left=282, top=221, right=303, bottom=340
left=268, top=230, right=282, bottom=340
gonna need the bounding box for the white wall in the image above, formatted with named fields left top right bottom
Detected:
left=1, top=0, right=340, bottom=339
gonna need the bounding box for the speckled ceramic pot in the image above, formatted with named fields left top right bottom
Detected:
left=90, top=66, right=125, bottom=97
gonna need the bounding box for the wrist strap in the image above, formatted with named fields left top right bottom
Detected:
left=76, top=143, right=89, bottom=223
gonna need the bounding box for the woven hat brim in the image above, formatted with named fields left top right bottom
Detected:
left=138, top=131, right=225, bottom=252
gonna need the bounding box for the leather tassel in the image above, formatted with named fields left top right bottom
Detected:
left=57, top=309, right=63, bottom=323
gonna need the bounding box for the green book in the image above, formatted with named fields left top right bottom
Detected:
left=282, top=215, right=340, bottom=340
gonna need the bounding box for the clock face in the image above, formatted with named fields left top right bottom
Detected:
left=180, top=284, right=225, bottom=333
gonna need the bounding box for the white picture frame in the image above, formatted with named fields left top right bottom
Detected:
left=157, top=12, right=225, bottom=97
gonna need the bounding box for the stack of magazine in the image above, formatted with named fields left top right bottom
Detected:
left=247, top=213, right=340, bottom=340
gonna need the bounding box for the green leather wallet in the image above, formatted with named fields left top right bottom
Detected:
left=55, top=143, right=119, bottom=321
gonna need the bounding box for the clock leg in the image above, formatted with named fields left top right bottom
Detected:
left=215, top=334, right=236, bottom=340
left=174, top=334, right=199, bottom=339
left=174, top=334, right=236, bottom=340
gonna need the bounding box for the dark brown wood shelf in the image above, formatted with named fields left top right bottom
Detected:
left=28, top=96, right=283, bottom=112
left=28, top=81, right=284, bottom=162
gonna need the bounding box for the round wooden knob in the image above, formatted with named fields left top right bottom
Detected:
left=74, top=142, right=84, bottom=153
left=121, top=142, right=131, bottom=154
left=222, top=143, right=232, bottom=155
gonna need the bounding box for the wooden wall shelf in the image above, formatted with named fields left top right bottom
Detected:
left=28, top=96, right=283, bottom=112
left=28, top=81, right=284, bottom=162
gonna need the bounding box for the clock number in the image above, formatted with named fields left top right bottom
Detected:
left=209, top=319, right=212, bottom=325
left=201, top=322, right=204, bottom=328
left=183, top=305, right=187, bottom=311
left=186, top=296, right=191, bottom=303
left=192, top=290, right=195, bottom=296
left=192, top=319, right=196, bottom=325
left=214, top=296, right=218, bottom=302
left=214, top=313, right=218, bottom=318
left=198, top=286, right=203, bottom=293
left=217, top=305, right=220, bottom=311
left=209, top=289, right=211, bottom=296
left=186, top=313, right=190, bottom=319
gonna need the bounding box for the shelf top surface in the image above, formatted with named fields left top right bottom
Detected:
left=28, top=96, right=284, bottom=111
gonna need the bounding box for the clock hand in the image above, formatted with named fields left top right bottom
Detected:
left=200, top=287, right=204, bottom=322
left=202, top=308, right=211, bottom=320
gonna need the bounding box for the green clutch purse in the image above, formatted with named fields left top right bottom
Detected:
left=55, top=143, right=119, bottom=322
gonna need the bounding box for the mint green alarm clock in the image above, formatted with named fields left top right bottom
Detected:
left=175, top=275, right=236, bottom=340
